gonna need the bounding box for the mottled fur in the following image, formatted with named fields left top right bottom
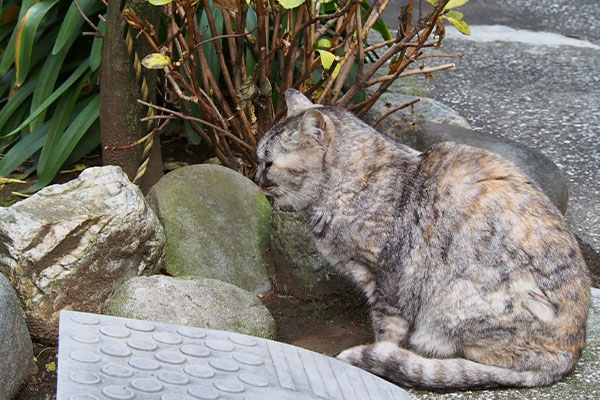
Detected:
left=256, top=90, right=590, bottom=389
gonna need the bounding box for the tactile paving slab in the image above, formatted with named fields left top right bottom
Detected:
left=57, top=310, right=413, bottom=400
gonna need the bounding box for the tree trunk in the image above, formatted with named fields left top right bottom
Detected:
left=100, top=0, right=163, bottom=193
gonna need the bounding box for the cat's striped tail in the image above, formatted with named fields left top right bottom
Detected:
left=336, top=341, right=574, bottom=389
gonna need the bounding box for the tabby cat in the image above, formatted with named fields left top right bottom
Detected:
left=256, top=89, right=590, bottom=389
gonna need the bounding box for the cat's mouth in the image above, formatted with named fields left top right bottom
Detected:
left=258, top=185, right=277, bottom=197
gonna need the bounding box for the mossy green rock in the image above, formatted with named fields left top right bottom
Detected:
left=105, top=275, right=275, bottom=339
left=147, top=165, right=272, bottom=294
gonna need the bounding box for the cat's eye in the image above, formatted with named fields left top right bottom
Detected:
left=265, top=161, right=273, bottom=170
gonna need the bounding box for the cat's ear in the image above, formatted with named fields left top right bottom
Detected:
left=300, top=109, right=327, bottom=142
left=285, top=89, right=317, bottom=116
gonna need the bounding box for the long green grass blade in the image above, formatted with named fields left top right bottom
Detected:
left=63, top=120, right=100, bottom=166
left=89, top=19, right=104, bottom=71
left=0, top=121, right=48, bottom=177
left=0, top=0, right=34, bottom=76
left=14, top=0, right=60, bottom=85
left=52, top=0, right=102, bottom=55
left=32, top=94, right=99, bottom=190
left=37, top=69, right=92, bottom=176
left=3, top=58, right=91, bottom=138
left=0, top=71, right=37, bottom=133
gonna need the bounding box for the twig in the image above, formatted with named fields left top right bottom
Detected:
left=366, top=63, right=455, bottom=85
left=370, top=98, right=421, bottom=127
left=73, top=0, right=102, bottom=36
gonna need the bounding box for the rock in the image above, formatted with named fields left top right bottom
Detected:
left=366, top=96, right=568, bottom=213
left=365, top=92, right=471, bottom=135
left=410, top=288, right=600, bottom=399
left=146, top=164, right=272, bottom=295
left=0, top=166, right=165, bottom=342
left=577, top=236, right=600, bottom=288
left=269, top=206, right=353, bottom=301
left=105, top=275, right=275, bottom=339
left=0, top=274, right=33, bottom=400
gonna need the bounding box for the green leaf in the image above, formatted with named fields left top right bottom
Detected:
left=316, top=38, right=332, bottom=49
left=276, top=0, right=304, bottom=10
left=147, top=0, right=173, bottom=5
left=444, top=10, right=463, bottom=20
left=63, top=121, right=100, bottom=166
left=443, top=15, right=470, bottom=35
left=0, top=0, right=34, bottom=77
left=0, top=123, right=48, bottom=177
left=32, top=94, right=100, bottom=191
left=141, top=53, right=171, bottom=69
left=52, top=0, right=102, bottom=55
left=183, top=120, right=201, bottom=145
left=3, top=59, right=91, bottom=139
left=89, top=20, right=104, bottom=71
left=198, top=1, right=223, bottom=83
left=0, top=71, right=38, bottom=133
left=15, top=0, right=61, bottom=85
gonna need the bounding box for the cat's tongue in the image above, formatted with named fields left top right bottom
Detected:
left=257, top=186, right=265, bottom=195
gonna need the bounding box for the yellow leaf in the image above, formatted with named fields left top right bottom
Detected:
left=444, top=16, right=471, bottom=35
left=445, top=0, right=470, bottom=9
left=141, top=53, right=171, bottom=70
left=45, top=361, right=56, bottom=372
left=60, top=164, right=87, bottom=174
left=317, top=49, right=335, bottom=70
left=276, top=0, right=305, bottom=10
left=147, top=0, right=174, bottom=5
left=0, top=177, right=27, bottom=185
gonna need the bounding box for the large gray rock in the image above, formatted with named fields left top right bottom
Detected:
left=410, top=288, right=600, bottom=399
left=146, top=164, right=272, bottom=295
left=0, top=166, right=165, bottom=341
left=0, top=274, right=33, bottom=400
left=269, top=206, right=352, bottom=301
left=367, top=97, right=568, bottom=214
left=105, top=275, right=275, bottom=339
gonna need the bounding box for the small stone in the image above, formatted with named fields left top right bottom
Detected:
left=105, top=275, right=275, bottom=339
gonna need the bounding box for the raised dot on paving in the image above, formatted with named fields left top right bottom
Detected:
left=180, top=344, right=210, bottom=358
left=128, top=357, right=160, bottom=371
left=184, top=365, right=216, bottom=379
left=204, top=339, right=234, bottom=352
left=238, top=373, right=269, bottom=387
left=70, top=332, right=100, bottom=344
left=232, top=353, right=263, bottom=366
left=101, top=364, right=133, bottom=378
left=69, top=371, right=101, bottom=385
left=160, top=394, right=191, bottom=400
left=153, top=331, right=183, bottom=345
left=227, top=334, right=257, bottom=347
left=100, top=325, right=130, bottom=338
left=158, top=371, right=190, bottom=385
left=69, top=394, right=99, bottom=400
left=177, top=326, right=207, bottom=339
left=187, top=385, right=220, bottom=400
left=130, top=378, right=163, bottom=393
left=101, top=385, right=135, bottom=400
left=100, top=343, right=132, bottom=358
left=208, top=358, right=239, bottom=372
left=125, top=320, right=155, bottom=332
left=70, top=313, right=100, bottom=325
left=126, top=337, right=158, bottom=351
left=155, top=350, right=186, bottom=364
left=70, top=350, right=101, bottom=364
left=213, top=378, right=245, bottom=393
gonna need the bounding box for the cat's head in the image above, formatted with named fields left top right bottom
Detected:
left=256, top=89, right=331, bottom=209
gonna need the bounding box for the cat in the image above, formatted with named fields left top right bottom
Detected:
left=255, top=89, right=591, bottom=390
